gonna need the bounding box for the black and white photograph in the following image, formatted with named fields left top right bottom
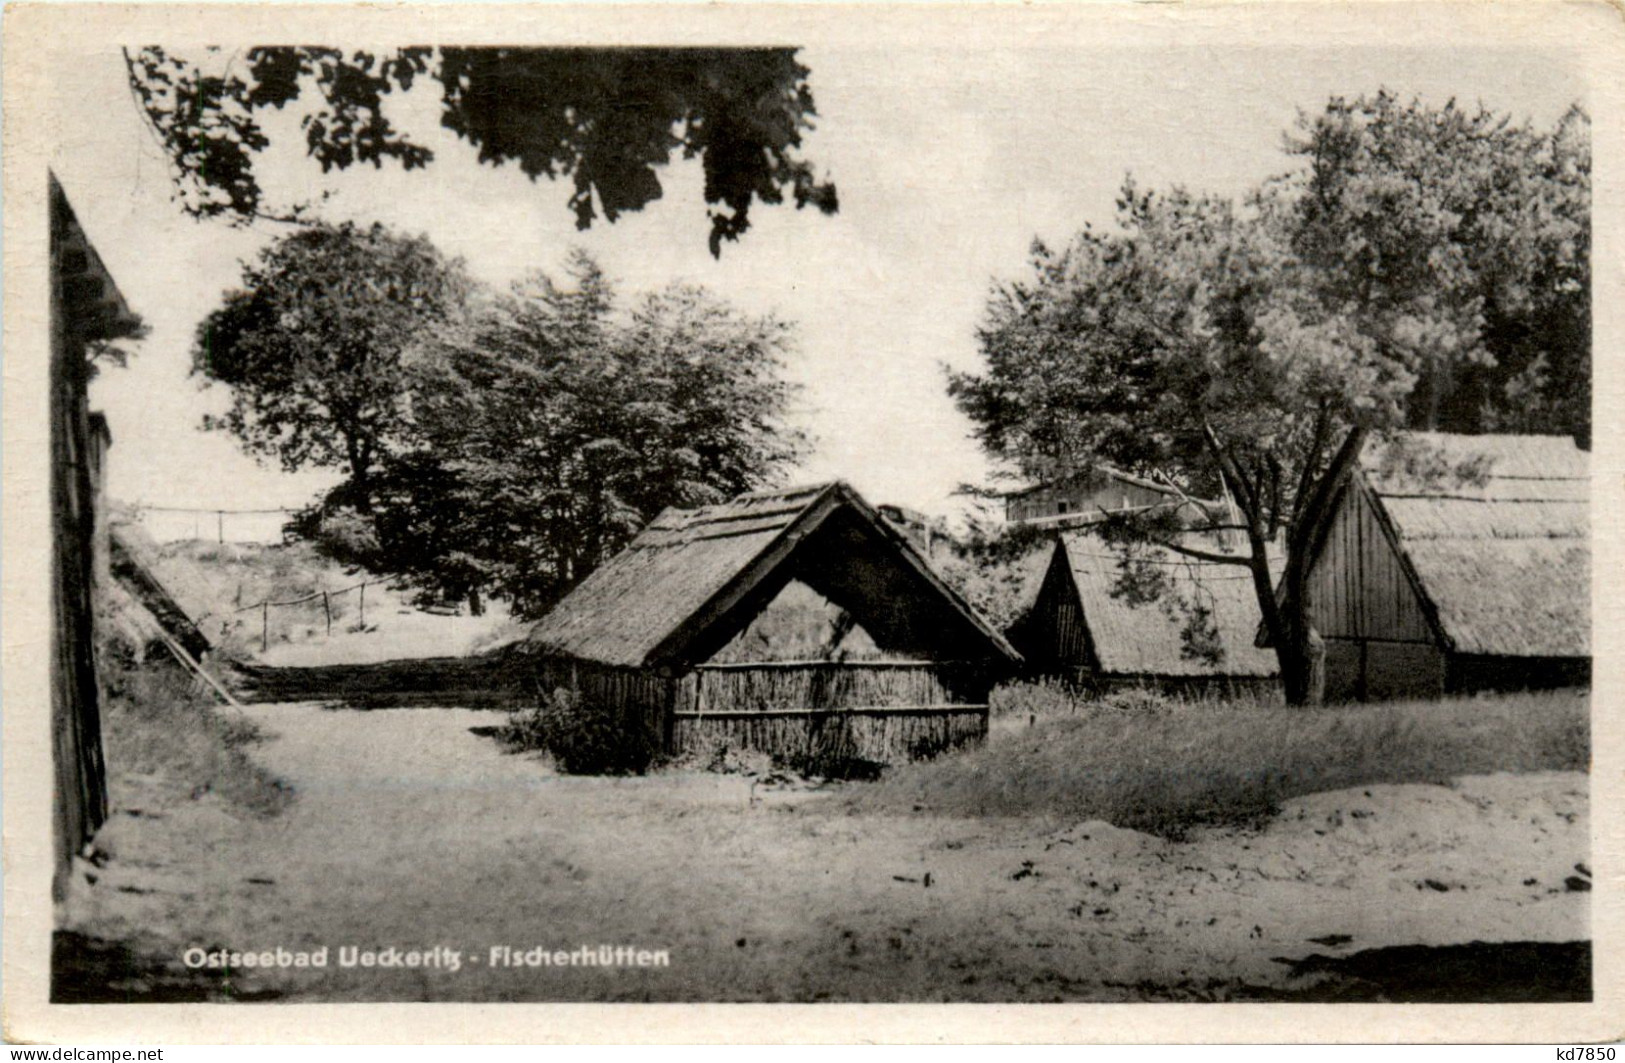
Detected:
left=5, top=0, right=1620, bottom=1043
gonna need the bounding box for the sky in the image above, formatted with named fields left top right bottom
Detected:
left=53, top=40, right=1585, bottom=527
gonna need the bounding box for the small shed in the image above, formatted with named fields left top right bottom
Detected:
left=1293, top=432, right=1590, bottom=701
left=1012, top=531, right=1280, bottom=696
left=526, top=482, right=1021, bottom=764
left=1003, top=465, right=1222, bottom=529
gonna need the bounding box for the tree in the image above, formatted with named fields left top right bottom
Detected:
left=124, top=47, right=839, bottom=256
left=950, top=94, right=1588, bottom=704
left=194, top=221, right=471, bottom=509
left=1288, top=93, right=1591, bottom=443
left=368, top=250, right=806, bottom=616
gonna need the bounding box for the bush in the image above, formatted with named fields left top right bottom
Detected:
left=932, top=542, right=1050, bottom=633
left=310, top=507, right=382, bottom=568
left=500, top=687, right=659, bottom=775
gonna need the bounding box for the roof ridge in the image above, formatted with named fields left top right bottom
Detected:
left=736, top=480, right=841, bottom=500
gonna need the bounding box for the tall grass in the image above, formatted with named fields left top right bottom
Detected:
left=100, top=645, right=292, bottom=816
left=849, top=684, right=1589, bottom=838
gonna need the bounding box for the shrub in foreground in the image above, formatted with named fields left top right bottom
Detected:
left=500, top=687, right=659, bottom=775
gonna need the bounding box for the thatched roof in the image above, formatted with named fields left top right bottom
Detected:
left=528, top=482, right=1021, bottom=669
left=52, top=172, right=142, bottom=344
left=108, top=521, right=214, bottom=658
left=1359, top=432, right=1589, bottom=659
left=1054, top=532, right=1280, bottom=678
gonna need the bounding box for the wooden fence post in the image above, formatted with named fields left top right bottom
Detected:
left=358, top=582, right=366, bottom=627
left=323, top=590, right=332, bottom=636
left=262, top=601, right=269, bottom=653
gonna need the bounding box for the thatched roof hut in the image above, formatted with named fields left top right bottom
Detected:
left=1013, top=531, right=1280, bottom=694
left=528, top=481, right=1020, bottom=765
left=1296, top=432, right=1589, bottom=701
left=1002, top=465, right=1224, bottom=529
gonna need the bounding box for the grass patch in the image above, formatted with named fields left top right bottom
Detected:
left=137, top=535, right=402, bottom=658
left=101, top=645, right=292, bottom=817
left=848, top=684, right=1588, bottom=838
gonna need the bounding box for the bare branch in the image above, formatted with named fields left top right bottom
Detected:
left=1266, top=452, right=1284, bottom=536
left=1152, top=538, right=1255, bottom=567
left=1289, top=401, right=1332, bottom=530
left=1202, top=421, right=1259, bottom=522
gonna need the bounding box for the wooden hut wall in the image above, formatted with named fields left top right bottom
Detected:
left=1018, top=549, right=1093, bottom=671
left=51, top=180, right=122, bottom=901
left=1446, top=655, right=1591, bottom=696
left=1306, top=481, right=1444, bottom=702
left=788, top=506, right=1005, bottom=662
left=231, top=654, right=534, bottom=708
left=52, top=285, right=108, bottom=902
left=1306, top=482, right=1434, bottom=642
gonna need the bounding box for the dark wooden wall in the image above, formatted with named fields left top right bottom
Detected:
left=51, top=187, right=111, bottom=902
left=1447, top=655, right=1590, bottom=696
left=1306, top=481, right=1446, bottom=702
left=1014, top=548, right=1093, bottom=671
left=229, top=655, right=534, bottom=708
left=1305, top=481, right=1434, bottom=643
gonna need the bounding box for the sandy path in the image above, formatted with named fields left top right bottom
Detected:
left=67, top=704, right=1589, bottom=1002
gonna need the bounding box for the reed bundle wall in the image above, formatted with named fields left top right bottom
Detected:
left=669, top=660, right=991, bottom=762
left=671, top=704, right=987, bottom=763
left=674, top=660, right=988, bottom=713
left=534, top=657, right=994, bottom=763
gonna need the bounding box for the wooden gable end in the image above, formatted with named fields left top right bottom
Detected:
left=1304, top=478, right=1437, bottom=645
left=1021, top=543, right=1096, bottom=670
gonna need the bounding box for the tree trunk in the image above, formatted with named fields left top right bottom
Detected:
left=345, top=433, right=374, bottom=514
left=1270, top=423, right=1369, bottom=706
left=1275, top=605, right=1326, bottom=707
left=468, top=587, right=484, bottom=617
left=1247, top=535, right=1324, bottom=707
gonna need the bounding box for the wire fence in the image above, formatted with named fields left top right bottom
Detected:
left=131, top=503, right=303, bottom=545
left=233, top=578, right=385, bottom=653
